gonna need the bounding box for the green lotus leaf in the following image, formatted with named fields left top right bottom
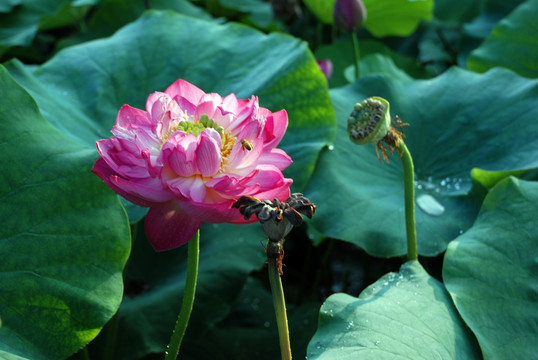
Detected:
left=307, top=261, right=481, bottom=359
left=303, top=0, right=335, bottom=23
left=443, top=177, right=538, bottom=359
left=315, top=38, right=430, bottom=88
left=0, top=66, right=130, bottom=359
left=0, top=0, right=22, bottom=13
left=63, top=0, right=211, bottom=45
left=362, top=0, right=434, bottom=37
left=433, top=0, right=484, bottom=24
left=303, top=0, right=433, bottom=37
left=0, top=0, right=94, bottom=52
left=467, top=0, right=538, bottom=78
left=304, top=67, right=538, bottom=257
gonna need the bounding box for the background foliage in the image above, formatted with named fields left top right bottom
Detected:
left=1, top=0, right=536, bottom=359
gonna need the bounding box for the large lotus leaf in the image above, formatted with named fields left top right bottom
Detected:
left=203, top=0, right=275, bottom=29
left=302, top=0, right=335, bottom=24
left=0, top=67, right=130, bottom=359
left=5, top=10, right=334, bottom=193
left=467, top=0, right=538, bottom=78
left=303, top=0, right=432, bottom=37
left=0, top=0, right=22, bottom=13
left=433, top=0, right=484, bottom=24
left=96, top=222, right=269, bottom=359
left=307, top=261, right=481, bottom=359
left=0, top=0, right=94, bottom=51
left=304, top=67, right=538, bottom=257
left=344, top=54, right=413, bottom=83
left=63, top=0, right=211, bottom=45
left=315, top=38, right=431, bottom=88
left=460, top=0, right=525, bottom=46
left=362, top=0, right=433, bottom=37
left=443, top=177, right=538, bottom=359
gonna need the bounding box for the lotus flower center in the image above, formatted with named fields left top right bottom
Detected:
left=176, top=114, right=236, bottom=173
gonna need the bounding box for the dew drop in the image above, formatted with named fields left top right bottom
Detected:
left=375, top=340, right=381, bottom=345
left=327, top=144, right=334, bottom=151
left=346, top=321, right=354, bottom=330
left=416, top=194, right=445, bottom=216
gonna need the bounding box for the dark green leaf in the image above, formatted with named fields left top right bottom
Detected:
left=434, top=0, right=484, bottom=24
left=468, top=0, right=538, bottom=78
left=307, top=261, right=481, bottom=359
left=0, top=0, right=21, bottom=13
left=66, top=0, right=211, bottom=44
left=184, top=276, right=321, bottom=360
left=0, top=0, right=92, bottom=51
left=443, top=177, right=538, bottom=360
left=0, top=66, right=130, bottom=360
left=302, top=0, right=335, bottom=24
left=315, top=38, right=430, bottom=88
left=104, top=222, right=268, bottom=359
left=304, top=67, right=538, bottom=257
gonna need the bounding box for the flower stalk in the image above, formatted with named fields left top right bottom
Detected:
left=268, top=255, right=292, bottom=360
left=233, top=194, right=316, bottom=360
left=347, top=97, right=418, bottom=261
left=165, top=230, right=200, bottom=360
left=351, top=33, right=361, bottom=80
left=395, top=141, right=418, bottom=261
left=333, top=0, right=367, bottom=80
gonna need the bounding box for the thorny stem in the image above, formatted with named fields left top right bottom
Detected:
left=165, top=230, right=200, bottom=360
left=396, top=141, right=418, bottom=261
left=268, top=255, right=292, bottom=360
left=351, top=32, right=361, bottom=80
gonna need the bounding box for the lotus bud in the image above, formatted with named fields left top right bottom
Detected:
left=316, top=59, right=333, bottom=81
left=348, top=96, right=391, bottom=145
left=333, top=0, right=367, bottom=32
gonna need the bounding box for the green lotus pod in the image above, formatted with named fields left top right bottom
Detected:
left=347, top=96, right=391, bottom=145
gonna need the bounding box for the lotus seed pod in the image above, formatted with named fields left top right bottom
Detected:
left=347, top=96, right=391, bottom=145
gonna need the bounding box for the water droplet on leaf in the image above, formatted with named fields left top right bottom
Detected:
left=416, top=194, right=445, bottom=216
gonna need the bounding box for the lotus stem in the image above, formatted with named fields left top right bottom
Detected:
left=165, top=230, right=200, bottom=360
left=268, top=256, right=292, bottom=360
left=351, top=32, right=361, bottom=79
left=396, top=142, right=418, bottom=261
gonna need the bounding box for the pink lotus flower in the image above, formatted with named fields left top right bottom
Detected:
left=92, top=79, right=292, bottom=251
